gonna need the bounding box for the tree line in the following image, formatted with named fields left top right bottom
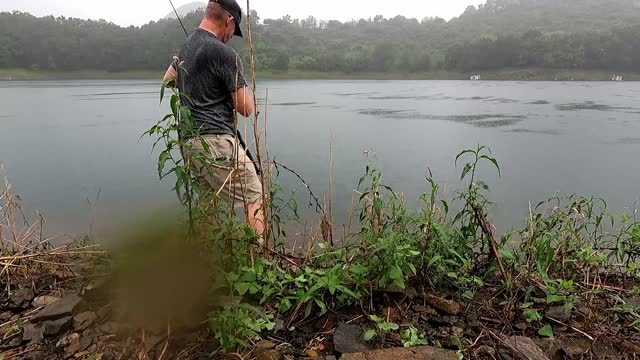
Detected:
left=1, top=0, right=639, bottom=74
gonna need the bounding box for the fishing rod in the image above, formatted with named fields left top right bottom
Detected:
left=169, top=0, right=189, bottom=37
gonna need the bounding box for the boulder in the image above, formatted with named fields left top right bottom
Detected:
left=9, top=288, right=35, bottom=308
left=0, top=311, right=14, bottom=321
left=340, top=346, right=458, bottom=360
left=43, top=316, right=73, bottom=336
left=502, top=336, right=550, bottom=360
left=31, top=294, right=83, bottom=323
left=424, top=295, right=461, bottom=316
left=22, top=322, right=45, bottom=344
left=333, top=323, right=370, bottom=354
left=33, top=295, right=61, bottom=308
left=73, top=312, right=97, bottom=331
left=254, top=349, right=283, bottom=360
left=79, top=335, right=93, bottom=352
left=545, top=306, right=571, bottom=322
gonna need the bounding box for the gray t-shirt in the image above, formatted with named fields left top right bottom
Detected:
left=174, top=28, right=248, bottom=137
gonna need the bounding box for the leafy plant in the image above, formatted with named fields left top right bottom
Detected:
left=523, top=309, right=542, bottom=323
left=401, top=326, right=429, bottom=347
left=364, top=315, right=400, bottom=342
left=538, top=324, right=554, bottom=338
left=208, top=304, right=276, bottom=352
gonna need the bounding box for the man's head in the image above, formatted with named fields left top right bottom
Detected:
left=204, top=0, right=243, bottom=43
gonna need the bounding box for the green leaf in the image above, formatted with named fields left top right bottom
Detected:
left=546, top=293, right=566, bottom=304
left=479, top=155, right=501, bottom=177
left=378, top=322, right=399, bottom=331
left=363, top=329, right=377, bottom=341
left=249, top=284, right=260, bottom=295
left=160, top=81, right=168, bottom=104
left=460, top=163, right=473, bottom=181
left=538, top=324, right=554, bottom=338
left=349, top=264, right=369, bottom=275
left=278, top=298, right=292, bottom=313
left=440, top=200, right=449, bottom=214
left=408, top=263, right=417, bottom=275
left=455, top=149, right=476, bottom=166
left=170, top=95, right=179, bottom=117
left=157, top=150, right=171, bottom=176
left=388, top=266, right=403, bottom=280
left=369, top=315, right=384, bottom=323
left=327, top=275, right=340, bottom=295
left=393, top=278, right=406, bottom=289
left=500, top=249, right=515, bottom=260
left=235, top=283, right=251, bottom=296
left=336, top=285, right=359, bottom=299
left=315, top=298, right=327, bottom=314
left=373, top=198, right=383, bottom=217
left=427, top=255, right=443, bottom=268
left=476, top=180, right=490, bottom=191
left=523, top=309, right=542, bottom=322
left=240, top=271, right=257, bottom=282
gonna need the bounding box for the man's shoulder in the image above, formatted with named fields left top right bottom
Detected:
left=214, top=43, right=242, bottom=63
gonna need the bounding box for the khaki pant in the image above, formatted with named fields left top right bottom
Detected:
left=187, top=134, right=263, bottom=207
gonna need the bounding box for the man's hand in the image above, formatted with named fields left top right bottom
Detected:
left=231, top=86, right=254, bottom=117
left=163, top=65, right=177, bottom=87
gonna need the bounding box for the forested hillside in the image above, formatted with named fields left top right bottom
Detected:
left=1, top=0, right=638, bottom=74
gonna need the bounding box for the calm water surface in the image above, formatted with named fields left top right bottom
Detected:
left=1, top=80, right=639, bottom=237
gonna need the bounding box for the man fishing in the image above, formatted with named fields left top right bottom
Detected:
left=163, top=0, right=265, bottom=241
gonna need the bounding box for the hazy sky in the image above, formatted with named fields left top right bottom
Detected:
left=1, top=0, right=475, bottom=27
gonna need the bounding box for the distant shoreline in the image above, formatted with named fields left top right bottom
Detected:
left=1, top=68, right=638, bottom=82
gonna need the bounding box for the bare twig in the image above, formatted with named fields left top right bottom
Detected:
left=546, top=316, right=595, bottom=341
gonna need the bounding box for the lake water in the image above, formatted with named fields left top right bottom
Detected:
left=1, top=80, right=639, bottom=238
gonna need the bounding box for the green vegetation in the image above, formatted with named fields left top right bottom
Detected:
left=143, top=75, right=640, bottom=355
left=2, top=0, right=640, bottom=78
left=0, top=68, right=162, bottom=80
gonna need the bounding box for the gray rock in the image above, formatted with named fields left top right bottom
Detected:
left=503, top=336, right=550, bottom=360
left=73, top=311, right=97, bottom=331
left=325, top=356, right=337, bottom=360
left=9, top=288, right=35, bottom=308
left=424, top=294, right=461, bottom=316
left=79, top=336, right=93, bottom=352
left=545, top=306, right=571, bottom=322
left=340, top=346, right=458, bottom=360
left=256, top=340, right=277, bottom=349
left=33, top=295, right=61, bottom=308
left=21, top=351, right=45, bottom=360
left=31, top=294, right=83, bottom=323
left=534, top=338, right=566, bottom=360
left=56, top=332, right=80, bottom=348
left=0, top=311, right=13, bottom=321
left=625, top=297, right=640, bottom=308
left=6, top=335, right=22, bottom=348
left=56, top=333, right=81, bottom=359
left=22, top=323, right=44, bottom=344
left=515, top=322, right=528, bottom=331
left=333, top=323, right=370, bottom=354
left=81, top=279, right=112, bottom=304
left=43, top=316, right=72, bottom=336
left=254, top=349, right=283, bottom=360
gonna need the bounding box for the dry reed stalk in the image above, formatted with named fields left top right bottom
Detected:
left=244, top=0, right=270, bottom=251
left=0, top=173, right=103, bottom=288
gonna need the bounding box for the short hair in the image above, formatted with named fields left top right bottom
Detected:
left=205, top=2, right=228, bottom=22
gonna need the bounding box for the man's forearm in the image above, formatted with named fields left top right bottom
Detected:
left=163, top=65, right=177, bottom=85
